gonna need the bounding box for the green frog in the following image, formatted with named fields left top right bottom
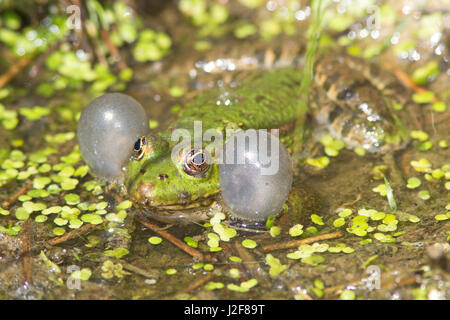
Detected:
left=124, top=53, right=421, bottom=223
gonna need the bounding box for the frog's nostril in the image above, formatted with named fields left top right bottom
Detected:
left=158, top=173, right=169, bottom=180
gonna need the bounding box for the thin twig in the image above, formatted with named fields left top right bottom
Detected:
left=393, top=67, right=439, bottom=103
left=172, top=272, right=215, bottom=298
left=20, top=220, right=33, bottom=287
left=336, top=192, right=362, bottom=209
left=29, top=37, right=66, bottom=78
left=324, top=272, right=419, bottom=298
left=2, top=181, right=32, bottom=209
left=121, top=262, right=158, bottom=279
left=101, top=29, right=127, bottom=70
left=48, top=223, right=102, bottom=246
left=0, top=55, right=34, bottom=89
left=136, top=217, right=204, bottom=261
left=233, top=241, right=269, bottom=284
left=261, top=232, right=343, bottom=252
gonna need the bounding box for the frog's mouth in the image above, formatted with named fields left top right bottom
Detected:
left=149, top=197, right=216, bottom=211
left=133, top=193, right=218, bottom=224
left=130, top=180, right=220, bottom=212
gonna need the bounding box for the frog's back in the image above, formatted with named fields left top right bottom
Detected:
left=174, top=67, right=306, bottom=133
left=312, top=54, right=423, bottom=153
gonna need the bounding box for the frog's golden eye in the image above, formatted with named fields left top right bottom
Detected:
left=133, top=136, right=147, bottom=161
left=183, top=148, right=210, bottom=177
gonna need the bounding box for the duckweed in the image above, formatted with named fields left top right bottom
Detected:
left=333, top=218, right=345, bottom=227
left=15, top=207, right=30, bottom=220
left=265, top=254, right=288, bottom=277
left=270, top=226, right=281, bottom=237
left=418, top=190, right=430, bottom=200
left=33, top=177, right=51, bottom=189
left=184, top=236, right=198, bottom=248
left=340, top=289, right=356, bottom=300
left=148, top=236, right=162, bottom=245
left=311, top=214, right=324, bottom=225
left=289, top=224, right=304, bottom=237
left=19, top=106, right=50, bottom=121
left=241, top=239, right=257, bottom=249
left=70, top=268, right=92, bottom=281
left=434, top=213, right=449, bottom=221
left=228, top=268, right=240, bottom=279
left=227, top=279, right=258, bottom=293
left=205, top=282, right=224, bottom=291
left=301, top=255, right=325, bottom=266
left=104, top=247, right=129, bottom=259
left=117, top=200, right=133, bottom=210
left=320, top=134, right=345, bottom=157
left=306, top=156, right=330, bottom=168
left=192, top=263, right=204, bottom=270
left=354, top=147, right=366, bottom=156
left=0, top=207, right=9, bottom=216
left=203, top=264, right=214, bottom=271
left=229, top=256, right=242, bottom=263
left=432, top=101, right=446, bottom=112
left=412, top=91, right=435, bottom=104
left=166, top=268, right=177, bottom=275
left=64, top=193, right=80, bottom=205
left=406, top=177, right=421, bottom=189
left=337, top=208, right=353, bottom=218
left=101, top=260, right=130, bottom=279
left=53, top=217, right=68, bottom=226
left=133, top=29, right=172, bottom=62
left=374, top=233, right=395, bottom=243
left=410, top=158, right=432, bottom=173
left=80, top=213, right=103, bottom=225
left=68, top=218, right=83, bottom=229
left=53, top=227, right=65, bottom=236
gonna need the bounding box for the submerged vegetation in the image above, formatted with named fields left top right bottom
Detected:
left=0, top=0, right=449, bottom=300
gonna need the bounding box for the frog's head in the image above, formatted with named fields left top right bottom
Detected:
left=125, top=134, right=219, bottom=210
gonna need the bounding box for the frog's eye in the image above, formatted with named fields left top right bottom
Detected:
left=133, top=136, right=147, bottom=161
left=183, top=148, right=210, bottom=177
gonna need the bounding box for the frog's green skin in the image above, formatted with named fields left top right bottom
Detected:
left=125, top=54, right=418, bottom=216
left=125, top=68, right=306, bottom=212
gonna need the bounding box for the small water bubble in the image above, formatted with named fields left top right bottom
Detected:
left=266, top=1, right=277, bottom=11
left=49, top=24, right=60, bottom=34
left=16, top=47, right=26, bottom=56
left=76, top=49, right=89, bottom=61
left=400, top=51, right=409, bottom=60
left=435, top=44, right=444, bottom=55
left=390, top=32, right=400, bottom=44
left=295, top=10, right=306, bottom=21
left=348, top=30, right=356, bottom=40
left=430, top=32, right=442, bottom=45
left=304, top=6, right=311, bottom=16
left=337, top=3, right=347, bottom=14
left=410, top=50, right=421, bottom=61
left=34, top=38, right=44, bottom=47
left=26, top=30, right=38, bottom=40
left=402, top=4, right=412, bottom=15
left=189, top=69, right=197, bottom=78
left=370, top=30, right=380, bottom=39
left=359, top=29, right=369, bottom=38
